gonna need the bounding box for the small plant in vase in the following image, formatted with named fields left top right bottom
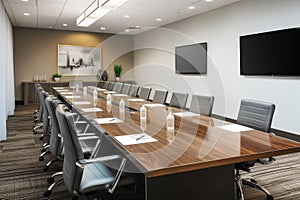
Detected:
left=52, top=73, right=62, bottom=82
left=114, top=64, right=123, bottom=81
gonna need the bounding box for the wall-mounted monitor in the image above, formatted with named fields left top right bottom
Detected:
left=240, top=28, right=300, bottom=76
left=175, top=42, right=207, bottom=75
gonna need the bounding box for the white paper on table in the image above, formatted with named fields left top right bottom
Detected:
left=73, top=101, right=91, bottom=105
left=104, top=91, right=117, bottom=94
left=87, top=86, right=96, bottom=89
left=56, top=89, right=69, bottom=92
left=81, top=107, right=103, bottom=112
left=173, top=111, right=200, bottom=117
left=113, top=94, right=128, bottom=97
left=219, top=124, right=253, bottom=132
left=96, top=88, right=107, bottom=91
left=144, top=103, right=165, bottom=107
left=95, top=117, right=123, bottom=124
left=65, top=95, right=80, bottom=98
left=128, top=98, right=145, bottom=102
left=60, top=92, right=73, bottom=95
left=53, top=87, right=64, bottom=89
left=115, top=133, right=158, bottom=146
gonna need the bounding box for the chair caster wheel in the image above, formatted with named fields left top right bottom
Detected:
left=40, top=136, right=44, bottom=140
left=33, top=131, right=38, bottom=135
left=250, top=179, right=257, bottom=184
left=44, top=190, right=52, bottom=197
left=43, top=166, right=49, bottom=172
left=47, top=177, right=54, bottom=184
left=41, top=148, right=46, bottom=153
left=267, top=195, right=274, bottom=200
left=39, top=156, right=44, bottom=161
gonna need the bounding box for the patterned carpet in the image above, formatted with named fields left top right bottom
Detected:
left=0, top=104, right=300, bottom=199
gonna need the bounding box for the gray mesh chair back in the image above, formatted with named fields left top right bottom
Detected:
left=36, top=86, right=44, bottom=121
left=189, top=95, right=215, bottom=117
left=102, top=81, right=109, bottom=89
left=120, top=84, right=131, bottom=95
left=113, top=82, right=123, bottom=93
left=38, top=90, right=50, bottom=133
left=139, top=87, right=152, bottom=100
left=237, top=99, right=275, bottom=132
left=107, top=82, right=115, bottom=91
left=128, top=85, right=139, bottom=97
left=45, top=96, right=63, bottom=157
left=169, top=92, right=188, bottom=109
left=69, top=80, right=83, bottom=88
left=152, top=90, right=168, bottom=104
left=56, top=104, right=84, bottom=193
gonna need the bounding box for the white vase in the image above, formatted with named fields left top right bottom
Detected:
left=54, top=77, right=61, bottom=82
left=115, top=77, right=120, bottom=81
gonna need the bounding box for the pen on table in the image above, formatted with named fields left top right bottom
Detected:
left=136, top=135, right=145, bottom=141
left=109, top=118, right=115, bottom=122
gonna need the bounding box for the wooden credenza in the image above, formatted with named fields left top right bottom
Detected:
left=22, top=80, right=135, bottom=105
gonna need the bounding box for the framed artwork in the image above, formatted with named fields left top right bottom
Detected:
left=57, top=44, right=101, bottom=76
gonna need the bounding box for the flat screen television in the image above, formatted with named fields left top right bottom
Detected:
left=175, top=42, right=207, bottom=74
left=240, top=28, right=300, bottom=76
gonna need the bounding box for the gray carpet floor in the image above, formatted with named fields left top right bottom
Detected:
left=1, top=104, right=300, bottom=199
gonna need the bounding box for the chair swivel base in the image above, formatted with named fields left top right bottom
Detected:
left=242, top=179, right=274, bottom=200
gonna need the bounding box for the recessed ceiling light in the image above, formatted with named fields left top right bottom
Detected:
left=135, top=25, right=141, bottom=28
left=205, top=0, right=213, bottom=2
left=22, top=0, right=29, bottom=2
left=125, top=29, right=130, bottom=32
left=100, top=27, right=106, bottom=30
left=188, top=5, right=195, bottom=9
left=23, top=12, right=30, bottom=16
left=156, top=18, right=162, bottom=21
left=63, top=24, right=68, bottom=27
left=124, top=15, right=130, bottom=18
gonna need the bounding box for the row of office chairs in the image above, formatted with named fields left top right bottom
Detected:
left=33, top=84, right=138, bottom=199
left=100, top=81, right=215, bottom=117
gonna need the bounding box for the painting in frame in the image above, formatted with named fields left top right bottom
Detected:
left=57, top=44, right=101, bottom=76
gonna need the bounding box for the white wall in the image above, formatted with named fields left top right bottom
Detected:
left=133, top=0, right=300, bottom=134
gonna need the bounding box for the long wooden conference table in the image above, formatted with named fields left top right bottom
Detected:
left=54, top=86, right=300, bottom=200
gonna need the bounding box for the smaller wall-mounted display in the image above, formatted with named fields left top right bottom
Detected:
left=57, top=44, right=101, bottom=76
left=175, top=42, right=207, bottom=75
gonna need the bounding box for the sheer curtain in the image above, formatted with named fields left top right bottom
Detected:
left=0, top=1, right=15, bottom=141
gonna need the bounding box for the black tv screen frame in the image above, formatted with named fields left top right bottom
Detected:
left=175, top=42, right=207, bottom=75
left=240, top=28, right=300, bottom=76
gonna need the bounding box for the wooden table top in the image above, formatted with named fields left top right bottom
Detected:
left=54, top=86, right=300, bottom=178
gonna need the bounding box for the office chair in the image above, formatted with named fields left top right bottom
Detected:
left=69, top=80, right=83, bottom=88
left=189, top=94, right=215, bottom=117
left=235, top=99, right=276, bottom=200
left=128, top=85, right=139, bottom=97
left=46, top=104, right=137, bottom=199
left=107, top=82, right=115, bottom=91
left=138, top=87, right=152, bottom=100
left=102, top=81, right=109, bottom=89
left=169, top=92, right=188, bottom=109
left=152, top=89, right=168, bottom=104
left=33, top=83, right=41, bottom=120
left=33, top=86, right=44, bottom=133
left=113, top=82, right=123, bottom=93
left=120, top=83, right=131, bottom=95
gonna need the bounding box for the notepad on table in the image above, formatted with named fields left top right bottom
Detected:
left=173, top=111, right=200, bottom=117
left=113, top=94, right=128, bottom=97
left=94, top=117, right=122, bottom=124
left=219, top=124, right=253, bottom=132
left=104, top=91, right=117, bottom=94
left=81, top=107, right=103, bottom=112
left=56, top=89, right=69, bottom=92
left=73, top=101, right=91, bottom=105
left=144, top=104, right=165, bottom=107
left=96, top=88, right=107, bottom=91
left=53, top=87, right=64, bottom=89
left=65, top=95, right=81, bottom=99
left=114, top=133, right=158, bottom=146
left=128, top=98, right=145, bottom=102
left=60, top=92, right=73, bottom=95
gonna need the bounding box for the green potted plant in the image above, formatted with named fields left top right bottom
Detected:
left=114, top=64, right=123, bottom=81
left=52, top=73, right=62, bottom=82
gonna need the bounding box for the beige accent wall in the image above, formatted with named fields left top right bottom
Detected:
left=14, top=27, right=134, bottom=100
